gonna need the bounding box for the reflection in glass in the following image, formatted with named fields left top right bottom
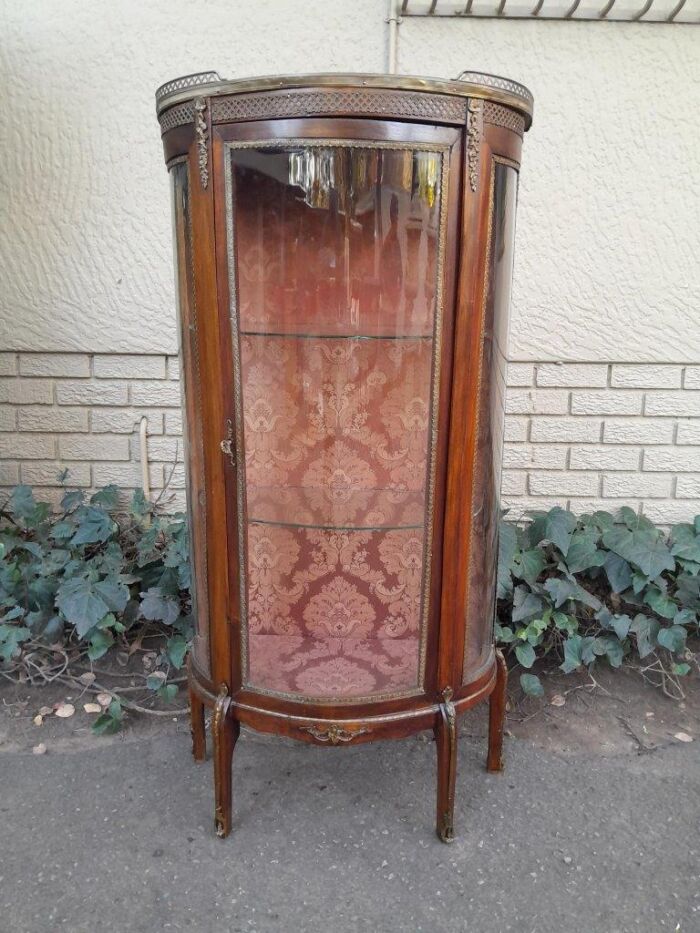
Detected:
left=170, top=162, right=210, bottom=675
left=464, top=162, right=518, bottom=678
left=229, top=145, right=443, bottom=700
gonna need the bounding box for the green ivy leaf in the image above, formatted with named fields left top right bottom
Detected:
left=597, top=635, right=624, bottom=668
left=643, top=585, right=677, bottom=620
left=543, top=507, right=577, bottom=557
left=92, top=698, right=123, bottom=735
left=656, top=625, right=687, bottom=654
left=512, top=548, right=546, bottom=586
left=520, top=673, right=544, bottom=697
left=675, top=573, right=700, bottom=612
left=630, top=614, right=660, bottom=660
left=60, top=490, right=84, bottom=513
left=515, top=643, right=536, bottom=668
left=673, top=608, right=696, bottom=627
left=511, top=587, right=545, bottom=623
left=9, top=485, right=38, bottom=521
left=146, top=670, right=167, bottom=691
left=603, top=552, right=633, bottom=594
left=610, top=614, right=631, bottom=640
left=166, top=634, right=189, bottom=669
left=0, top=624, right=31, bottom=661
left=566, top=529, right=605, bottom=574
left=580, top=636, right=598, bottom=665
left=560, top=635, right=583, bottom=673
left=617, top=507, right=654, bottom=531
left=494, top=623, right=516, bottom=644
left=586, top=510, right=615, bottom=532
left=87, top=629, right=114, bottom=661
left=130, top=488, right=151, bottom=518
left=90, top=484, right=120, bottom=510
left=601, top=527, right=675, bottom=579
left=669, top=524, right=700, bottom=564
left=545, top=577, right=601, bottom=611
left=552, top=611, right=578, bottom=635
left=70, top=507, right=115, bottom=546
left=56, top=578, right=110, bottom=638
left=497, top=521, right=518, bottom=599
left=157, top=683, right=179, bottom=702
left=140, top=588, right=181, bottom=625
left=50, top=520, right=75, bottom=541
left=93, top=579, right=129, bottom=614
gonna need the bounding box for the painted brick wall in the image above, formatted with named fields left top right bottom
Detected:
left=1, top=353, right=698, bottom=523
left=502, top=363, right=700, bottom=523
left=0, top=352, right=187, bottom=512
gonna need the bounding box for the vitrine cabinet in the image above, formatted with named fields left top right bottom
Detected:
left=156, top=71, right=532, bottom=841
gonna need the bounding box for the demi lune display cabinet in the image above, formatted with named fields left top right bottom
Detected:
left=155, top=70, right=532, bottom=841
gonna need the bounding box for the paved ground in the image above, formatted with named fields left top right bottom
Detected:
left=2, top=692, right=699, bottom=933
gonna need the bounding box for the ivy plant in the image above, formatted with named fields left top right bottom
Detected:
left=1, top=484, right=698, bottom=734
left=0, top=483, right=192, bottom=733
left=496, top=506, right=699, bottom=699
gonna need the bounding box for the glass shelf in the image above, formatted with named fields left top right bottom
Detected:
left=247, top=485, right=425, bottom=531
left=241, top=330, right=433, bottom=341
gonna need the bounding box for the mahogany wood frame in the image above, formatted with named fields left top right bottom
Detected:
left=158, top=76, right=529, bottom=842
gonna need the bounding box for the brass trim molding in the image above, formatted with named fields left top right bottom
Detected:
left=466, top=99, right=483, bottom=193
left=210, top=88, right=467, bottom=126
left=160, top=101, right=195, bottom=135
left=155, top=71, right=534, bottom=127
left=220, top=418, right=235, bottom=469
left=438, top=686, right=457, bottom=843
left=223, top=137, right=452, bottom=705
left=482, top=101, right=525, bottom=138
left=194, top=98, right=209, bottom=188
left=156, top=71, right=221, bottom=107
left=300, top=724, right=371, bottom=744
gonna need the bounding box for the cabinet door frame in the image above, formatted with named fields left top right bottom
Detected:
left=210, top=116, right=463, bottom=717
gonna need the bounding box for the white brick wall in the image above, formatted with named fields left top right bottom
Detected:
left=502, top=362, right=700, bottom=522
left=0, top=354, right=698, bottom=523
left=0, top=353, right=186, bottom=512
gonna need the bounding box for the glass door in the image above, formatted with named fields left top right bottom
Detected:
left=224, top=137, right=449, bottom=702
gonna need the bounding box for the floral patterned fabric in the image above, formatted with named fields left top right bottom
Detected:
left=240, top=338, right=431, bottom=700
left=231, top=145, right=441, bottom=700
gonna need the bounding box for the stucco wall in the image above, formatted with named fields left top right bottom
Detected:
left=1, top=2, right=698, bottom=518
left=399, top=16, right=700, bottom=364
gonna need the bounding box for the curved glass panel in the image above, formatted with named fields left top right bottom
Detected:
left=464, top=161, right=518, bottom=679
left=170, top=162, right=210, bottom=676
left=226, top=142, right=446, bottom=701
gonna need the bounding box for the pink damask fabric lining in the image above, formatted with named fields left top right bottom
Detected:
left=232, top=146, right=441, bottom=700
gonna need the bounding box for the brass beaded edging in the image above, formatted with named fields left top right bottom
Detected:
left=223, top=137, right=451, bottom=705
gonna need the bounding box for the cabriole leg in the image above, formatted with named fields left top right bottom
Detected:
left=487, top=648, right=508, bottom=773
left=189, top=682, right=206, bottom=762
left=212, top=686, right=239, bottom=838
left=434, top=687, right=457, bottom=844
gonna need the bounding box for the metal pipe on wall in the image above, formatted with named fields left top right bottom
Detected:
left=387, top=0, right=400, bottom=73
